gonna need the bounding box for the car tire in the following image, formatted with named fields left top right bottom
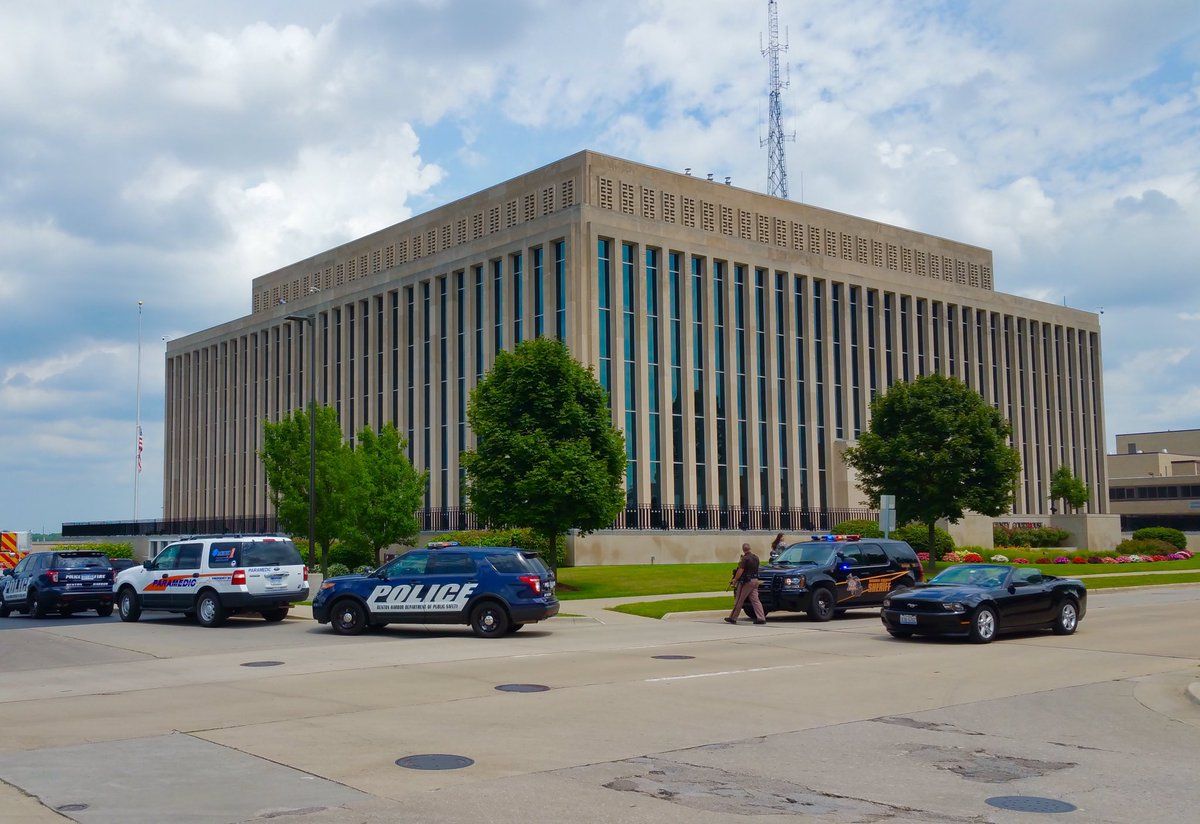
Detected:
left=367, top=621, right=388, bottom=631
left=58, top=606, right=75, bottom=617
left=833, top=609, right=846, bottom=618
left=260, top=608, right=289, bottom=622
left=0, top=596, right=10, bottom=618
left=807, top=587, right=835, bottom=622
left=887, top=629, right=914, bottom=639
left=969, top=605, right=997, bottom=644
left=470, top=602, right=510, bottom=638
left=194, top=591, right=228, bottom=628
left=1052, top=599, right=1079, bottom=636
left=507, top=623, right=524, bottom=633
left=29, top=590, right=48, bottom=618
left=96, top=603, right=114, bottom=617
left=118, top=588, right=142, bottom=622
left=330, top=599, right=368, bottom=635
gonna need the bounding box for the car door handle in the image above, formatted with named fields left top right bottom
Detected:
left=191, top=573, right=200, bottom=579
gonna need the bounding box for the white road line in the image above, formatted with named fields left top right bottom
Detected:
left=644, top=662, right=821, bottom=683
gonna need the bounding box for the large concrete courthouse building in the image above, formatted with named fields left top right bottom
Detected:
left=163, top=151, right=1108, bottom=541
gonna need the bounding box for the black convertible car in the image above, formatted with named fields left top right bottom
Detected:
left=880, top=564, right=1087, bottom=643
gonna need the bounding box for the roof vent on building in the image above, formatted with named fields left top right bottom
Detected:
left=724, top=176, right=732, bottom=185
left=706, top=173, right=714, bottom=181
left=684, top=167, right=692, bottom=176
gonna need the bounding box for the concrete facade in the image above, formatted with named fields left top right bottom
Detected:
left=163, top=150, right=1107, bottom=526
left=1108, top=429, right=1200, bottom=519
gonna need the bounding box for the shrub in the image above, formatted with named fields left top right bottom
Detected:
left=1131, top=527, right=1187, bottom=551
left=325, top=563, right=351, bottom=578
left=831, top=519, right=883, bottom=539
left=328, top=542, right=377, bottom=571
left=894, top=523, right=955, bottom=560
left=427, top=528, right=566, bottom=566
left=942, top=551, right=963, bottom=563
left=1013, top=557, right=1030, bottom=564
left=1036, top=557, right=1051, bottom=564
left=992, top=525, right=1071, bottom=548
left=1053, top=556, right=1071, bottom=564
left=1114, top=538, right=1177, bottom=558
left=916, top=552, right=930, bottom=562
left=990, top=553, right=1009, bottom=562
left=53, top=542, right=133, bottom=559
left=1101, top=556, right=1117, bottom=564
left=1086, top=556, right=1104, bottom=564
left=962, top=552, right=984, bottom=563
left=1072, top=556, right=1087, bottom=564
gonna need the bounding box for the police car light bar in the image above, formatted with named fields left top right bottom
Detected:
left=810, top=534, right=861, bottom=542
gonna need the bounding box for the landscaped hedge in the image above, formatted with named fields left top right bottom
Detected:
left=1131, top=527, right=1187, bottom=551
left=894, top=523, right=955, bottom=559
left=52, top=542, right=133, bottom=559
left=992, top=525, right=1071, bottom=548
left=830, top=519, right=883, bottom=539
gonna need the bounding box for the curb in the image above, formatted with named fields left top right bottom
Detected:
left=1187, top=683, right=1200, bottom=707
left=662, top=609, right=730, bottom=621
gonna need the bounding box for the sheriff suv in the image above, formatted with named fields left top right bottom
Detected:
left=0, top=550, right=115, bottom=618
left=756, top=535, right=924, bottom=621
left=115, top=535, right=309, bottom=627
left=313, top=546, right=558, bottom=637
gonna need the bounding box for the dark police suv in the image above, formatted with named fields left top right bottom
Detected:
left=312, top=546, right=558, bottom=637
left=756, top=535, right=923, bottom=621
left=0, top=550, right=115, bottom=618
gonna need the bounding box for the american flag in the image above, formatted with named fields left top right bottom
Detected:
left=137, top=425, right=144, bottom=473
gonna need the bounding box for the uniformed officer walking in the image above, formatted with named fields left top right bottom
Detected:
left=725, top=543, right=766, bottom=625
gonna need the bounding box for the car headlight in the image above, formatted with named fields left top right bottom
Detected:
left=942, top=602, right=966, bottom=613
left=882, top=597, right=891, bottom=608
left=319, top=582, right=336, bottom=591
left=782, top=575, right=805, bottom=588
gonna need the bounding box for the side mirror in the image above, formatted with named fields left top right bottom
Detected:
left=1, top=569, right=11, bottom=577
left=143, top=560, right=155, bottom=571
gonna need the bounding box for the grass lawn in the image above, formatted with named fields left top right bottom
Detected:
left=929, top=555, right=1200, bottom=577
left=1080, top=571, right=1200, bottom=590
left=610, top=595, right=734, bottom=619
left=555, top=563, right=733, bottom=600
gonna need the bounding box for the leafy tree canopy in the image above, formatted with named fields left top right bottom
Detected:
left=462, top=338, right=625, bottom=570
left=1049, top=465, right=1090, bottom=512
left=345, top=424, right=427, bottom=558
left=844, top=373, right=1021, bottom=558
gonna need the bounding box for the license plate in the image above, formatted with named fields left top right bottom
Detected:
left=899, top=614, right=917, bottom=625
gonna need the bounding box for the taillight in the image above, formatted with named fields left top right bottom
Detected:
left=303, top=566, right=309, bottom=582
left=47, top=570, right=59, bottom=583
left=231, top=569, right=247, bottom=586
left=518, top=574, right=541, bottom=595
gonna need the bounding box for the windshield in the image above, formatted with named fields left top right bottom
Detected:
left=774, top=544, right=835, bottom=565
left=928, top=564, right=1009, bottom=588
left=55, top=554, right=111, bottom=570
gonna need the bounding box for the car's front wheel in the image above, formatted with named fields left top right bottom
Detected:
left=330, top=599, right=368, bottom=635
left=1052, top=600, right=1079, bottom=635
left=507, top=623, right=525, bottom=634
left=118, top=588, right=142, bottom=622
left=807, top=587, right=835, bottom=622
left=194, top=591, right=228, bottom=628
left=96, top=603, right=114, bottom=617
left=0, top=595, right=10, bottom=618
left=29, top=590, right=48, bottom=618
left=969, top=606, right=997, bottom=644
left=470, top=602, right=509, bottom=638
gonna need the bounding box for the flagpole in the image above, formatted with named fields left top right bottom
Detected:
left=134, top=300, right=143, bottom=522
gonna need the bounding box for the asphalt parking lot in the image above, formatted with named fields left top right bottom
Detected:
left=1, top=586, right=1199, bottom=823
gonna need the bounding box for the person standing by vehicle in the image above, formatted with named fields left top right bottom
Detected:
left=725, top=543, right=766, bottom=625
left=770, top=532, right=786, bottom=562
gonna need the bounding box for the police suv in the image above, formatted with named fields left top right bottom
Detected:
left=756, top=534, right=924, bottom=621
left=115, top=535, right=309, bottom=627
left=312, top=545, right=558, bottom=637
left=0, top=550, right=115, bottom=617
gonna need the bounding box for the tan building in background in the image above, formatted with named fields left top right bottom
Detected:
left=162, top=150, right=1108, bottom=534
left=1108, top=429, right=1200, bottom=529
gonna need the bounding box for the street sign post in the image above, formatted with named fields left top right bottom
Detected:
left=879, top=495, right=896, bottom=539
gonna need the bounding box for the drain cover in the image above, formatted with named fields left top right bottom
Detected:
left=395, top=754, right=474, bottom=770
left=241, top=661, right=284, bottom=667
left=57, top=804, right=89, bottom=812
left=986, top=796, right=1077, bottom=814
left=495, top=683, right=550, bottom=693
left=652, top=654, right=695, bottom=660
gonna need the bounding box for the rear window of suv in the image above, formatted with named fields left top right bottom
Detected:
left=53, top=554, right=111, bottom=570
left=208, top=540, right=303, bottom=568
left=487, top=553, right=535, bottom=574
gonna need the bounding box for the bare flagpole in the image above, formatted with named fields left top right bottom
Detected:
left=134, top=300, right=143, bottom=521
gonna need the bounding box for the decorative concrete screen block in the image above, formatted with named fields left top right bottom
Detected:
left=336, top=263, right=344, bottom=285
left=683, top=197, right=696, bottom=227
left=701, top=201, right=715, bottom=232
left=471, top=213, right=482, bottom=240
left=561, top=178, right=575, bottom=206
left=372, top=250, right=381, bottom=273
left=523, top=193, right=535, bottom=222
left=969, top=263, right=981, bottom=288
left=857, top=236, right=869, bottom=265
left=886, top=244, right=898, bottom=271
left=872, top=240, right=884, bottom=268
left=398, top=240, right=408, bottom=264
left=441, top=224, right=451, bottom=250
left=739, top=209, right=752, bottom=239
left=385, top=245, right=395, bottom=269
left=488, top=206, right=500, bottom=233
left=982, top=266, right=993, bottom=289
left=720, top=205, right=732, bottom=235
left=841, top=232, right=853, bottom=260
left=775, top=218, right=787, bottom=247
left=542, top=186, right=555, bottom=215
left=757, top=214, right=770, bottom=243
left=956, top=258, right=968, bottom=284
left=791, top=221, right=804, bottom=250
left=809, top=225, right=821, bottom=253
left=644, top=188, right=658, bottom=220
left=663, top=192, right=676, bottom=223
left=620, top=182, right=635, bottom=214
left=901, top=247, right=913, bottom=273
left=456, top=219, right=466, bottom=245
left=598, top=177, right=613, bottom=210
left=412, top=235, right=422, bottom=259
left=916, top=250, right=927, bottom=276
left=506, top=199, right=517, bottom=228
left=825, top=229, right=837, bottom=257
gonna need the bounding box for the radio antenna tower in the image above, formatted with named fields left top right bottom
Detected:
left=761, top=0, right=795, bottom=198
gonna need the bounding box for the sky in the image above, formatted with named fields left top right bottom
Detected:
left=1, top=0, right=1198, bottom=531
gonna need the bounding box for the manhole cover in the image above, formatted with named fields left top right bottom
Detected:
left=495, top=683, right=550, bottom=693
left=652, top=654, right=695, bottom=660
left=395, top=754, right=474, bottom=770
left=241, top=661, right=284, bottom=667
left=986, top=796, right=1078, bottom=814
left=57, top=804, right=89, bottom=812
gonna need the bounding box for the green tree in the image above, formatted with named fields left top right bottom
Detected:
left=1049, top=465, right=1089, bottom=513
left=462, top=338, right=625, bottom=571
left=260, top=405, right=355, bottom=575
left=345, top=424, right=428, bottom=562
left=844, top=373, right=1021, bottom=561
